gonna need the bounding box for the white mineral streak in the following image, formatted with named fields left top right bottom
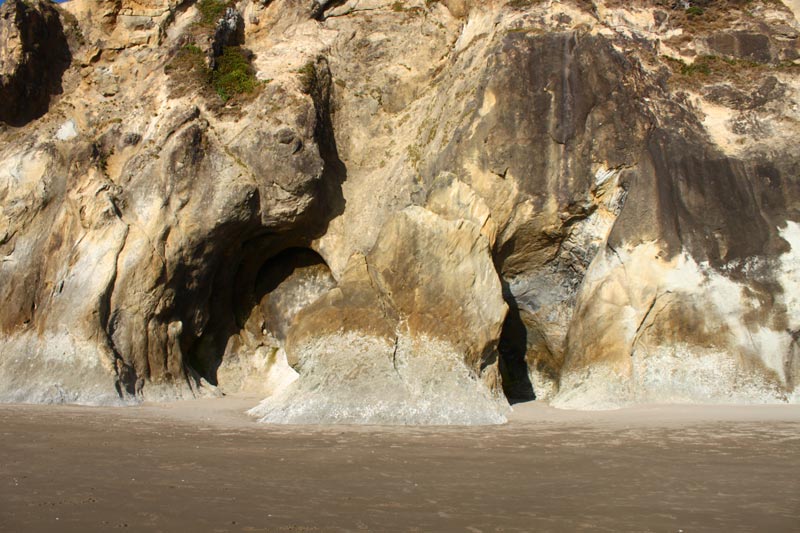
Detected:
left=56, top=119, right=78, bottom=140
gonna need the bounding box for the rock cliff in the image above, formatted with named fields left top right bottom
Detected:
left=0, top=0, right=798, bottom=422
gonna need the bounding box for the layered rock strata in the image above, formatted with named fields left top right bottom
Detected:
left=0, top=0, right=798, bottom=420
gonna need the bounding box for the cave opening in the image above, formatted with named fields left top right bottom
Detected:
left=181, top=58, right=348, bottom=392
left=185, top=243, right=335, bottom=389
left=498, top=290, right=537, bottom=404
left=250, top=247, right=336, bottom=342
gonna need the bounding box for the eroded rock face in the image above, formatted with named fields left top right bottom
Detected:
left=423, top=29, right=648, bottom=400
left=0, top=0, right=71, bottom=126
left=251, top=206, right=508, bottom=424
left=0, top=0, right=798, bottom=419
left=0, top=0, right=337, bottom=404
left=557, top=126, right=800, bottom=408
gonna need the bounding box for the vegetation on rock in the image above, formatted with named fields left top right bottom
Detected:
left=166, top=42, right=259, bottom=104
left=164, top=43, right=209, bottom=96
left=198, top=0, right=231, bottom=27
left=298, top=60, right=317, bottom=94
left=212, top=46, right=258, bottom=101
left=661, top=53, right=799, bottom=89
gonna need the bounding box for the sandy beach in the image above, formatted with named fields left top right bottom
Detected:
left=1, top=398, right=798, bottom=532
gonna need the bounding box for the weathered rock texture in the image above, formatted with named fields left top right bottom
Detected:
left=0, top=0, right=798, bottom=421
left=0, top=0, right=71, bottom=125
left=250, top=206, right=508, bottom=424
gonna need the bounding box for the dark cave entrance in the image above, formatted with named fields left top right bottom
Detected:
left=249, top=247, right=336, bottom=342
left=186, top=244, right=334, bottom=387
left=498, top=289, right=537, bottom=404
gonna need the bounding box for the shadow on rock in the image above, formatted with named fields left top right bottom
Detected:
left=0, top=0, right=72, bottom=127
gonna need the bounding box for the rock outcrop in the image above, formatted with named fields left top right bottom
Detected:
left=251, top=205, right=508, bottom=424
left=0, top=0, right=71, bottom=125
left=0, top=0, right=798, bottom=421
left=209, top=7, right=244, bottom=68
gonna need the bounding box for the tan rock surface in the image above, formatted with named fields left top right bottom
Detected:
left=0, top=0, right=798, bottom=419
left=251, top=206, right=509, bottom=424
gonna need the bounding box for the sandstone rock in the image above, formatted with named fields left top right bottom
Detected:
left=704, top=31, right=776, bottom=63
left=63, top=0, right=180, bottom=49
left=0, top=0, right=342, bottom=405
left=214, top=247, right=335, bottom=396
left=0, top=0, right=71, bottom=126
left=250, top=206, right=509, bottom=424
left=310, top=0, right=344, bottom=20
left=419, top=28, right=647, bottom=400
left=0, top=0, right=799, bottom=418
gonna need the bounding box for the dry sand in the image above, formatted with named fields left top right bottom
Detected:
left=1, top=397, right=799, bottom=532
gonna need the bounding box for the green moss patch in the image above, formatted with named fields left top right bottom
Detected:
left=166, top=42, right=261, bottom=105
left=297, top=61, right=318, bottom=95
left=198, top=0, right=232, bottom=27
left=212, top=46, right=258, bottom=102
left=665, top=54, right=762, bottom=77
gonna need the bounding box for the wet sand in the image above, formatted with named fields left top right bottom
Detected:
left=1, top=398, right=799, bottom=532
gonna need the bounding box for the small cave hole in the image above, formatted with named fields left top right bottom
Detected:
left=498, top=295, right=536, bottom=404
